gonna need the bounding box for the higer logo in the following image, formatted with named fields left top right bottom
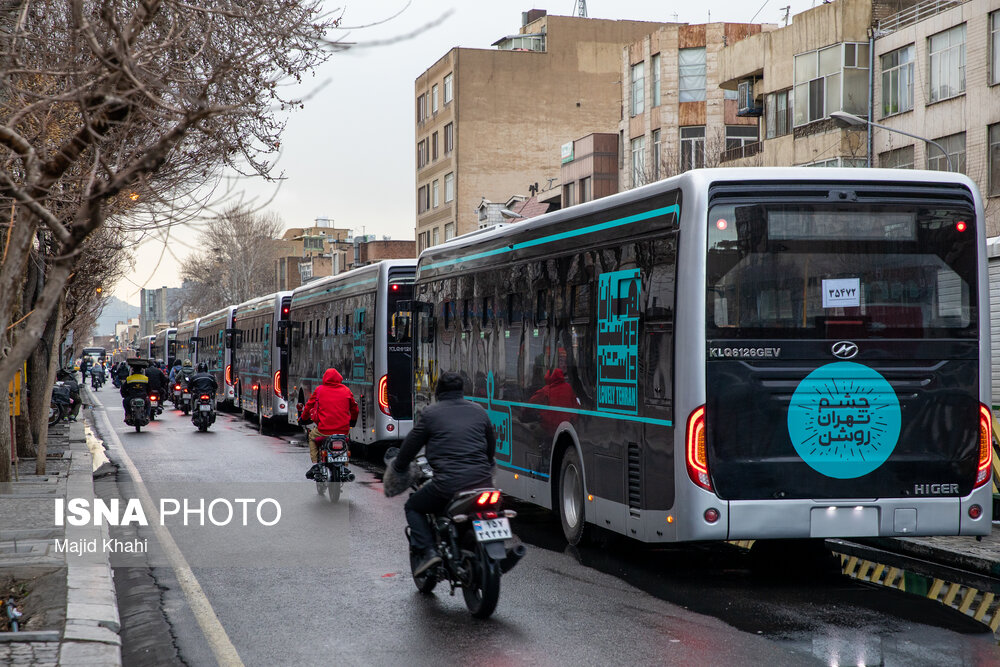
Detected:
left=831, top=341, right=859, bottom=359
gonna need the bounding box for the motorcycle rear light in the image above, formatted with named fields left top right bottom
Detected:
left=331, top=442, right=345, bottom=450
left=377, top=375, right=390, bottom=416
left=489, top=490, right=500, bottom=504
left=976, top=404, right=992, bottom=488
left=200, top=395, right=210, bottom=400
left=476, top=492, right=491, bottom=506
left=150, top=394, right=158, bottom=400
left=174, top=384, right=181, bottom=390
left=686, top=405, right=712, bottom=491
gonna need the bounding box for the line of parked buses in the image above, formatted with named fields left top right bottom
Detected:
left=134, top=168, right=993, bottom=547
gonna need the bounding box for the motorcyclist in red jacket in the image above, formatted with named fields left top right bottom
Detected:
left=300, top=368, right=359, bottom=478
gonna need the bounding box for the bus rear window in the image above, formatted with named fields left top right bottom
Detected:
left=707, top=203, right=977, bottom=339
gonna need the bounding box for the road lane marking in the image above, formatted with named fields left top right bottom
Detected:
left=89, top=390, right=245, bottom=667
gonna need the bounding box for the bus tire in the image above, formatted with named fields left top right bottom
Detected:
left=558, top=446, right=589, bottom=546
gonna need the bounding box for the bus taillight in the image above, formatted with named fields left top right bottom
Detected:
left=975, top=404, right=992, bottom=488
left=378, top=374, right=391, bottom=416
left=686, top=405, right=712, bottom=491
left=274, top=371, right=282, bottom=398
left=225, top=364, right=232, bottom=386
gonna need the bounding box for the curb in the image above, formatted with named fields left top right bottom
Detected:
left=60, top=397, right=123, bottom=665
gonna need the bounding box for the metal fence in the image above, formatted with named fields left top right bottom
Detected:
left=877, top=0, right=966, bottom=35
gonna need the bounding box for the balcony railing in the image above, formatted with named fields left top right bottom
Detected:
left=719, top=141, right=762, bottom=164
left=877, top=0, right=965, bottom=35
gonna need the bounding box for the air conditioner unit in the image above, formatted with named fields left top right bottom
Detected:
left=737, top=80, right=763, bottom=117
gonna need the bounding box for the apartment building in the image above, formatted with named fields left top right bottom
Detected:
left=873, top=0, right=1000, bottom=234
left=414, top=10, right=670, bottom=249
left=621, top=22, right=768, bottom=190
left=718, top=0, right=884, bottom=170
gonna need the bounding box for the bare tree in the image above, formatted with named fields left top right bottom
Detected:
left=178, top=205, right=282, bottom=315
left=0, top=0, right=338, bottom=481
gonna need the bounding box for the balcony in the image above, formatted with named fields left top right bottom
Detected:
left=719, top=141, right=762, bottom=164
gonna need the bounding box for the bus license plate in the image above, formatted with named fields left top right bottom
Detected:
left=473, top=518, right=511, bottom=542
left=199, top=404, right=212, bottom=412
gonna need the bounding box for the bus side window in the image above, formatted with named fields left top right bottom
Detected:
left=535, top=289, right=549, bottom=323
left=644, top=323, right=672, bottom=407
left=462, top=299, right=471, bottom=330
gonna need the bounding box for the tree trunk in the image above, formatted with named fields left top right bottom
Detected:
left=15, top=363, right=33, bottom=458
left=0, top=329, right=11, bottom=483
left=34, top=299, right=65, bottom=476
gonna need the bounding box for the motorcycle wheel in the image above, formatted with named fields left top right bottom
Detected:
left=409, top=545, right=438, bottom=594
left=460, top=532, right=501, bottom=619
left=134, top=424, right=141, bottom=433
left=48, top=404, right=61, bottom=427
left=198, top=423, right=208, bottom=432
left=183, top=407, right=190, bottom=415
left=327, top=482, right=342, bottom=503
left=315, top=481, right=326, bottom=496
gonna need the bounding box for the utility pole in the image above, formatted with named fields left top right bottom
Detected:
left=782, top=6, right=791, bottom=26
left=571, top=0, right=587, bottom=18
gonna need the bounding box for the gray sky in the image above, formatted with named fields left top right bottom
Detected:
left=113, top=0, right=820, bottom=305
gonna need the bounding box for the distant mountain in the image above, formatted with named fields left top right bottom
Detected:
left=96, top=296, right=139, bottom=336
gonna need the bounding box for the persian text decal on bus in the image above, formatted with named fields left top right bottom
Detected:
left=596, top=269, right=640, bottom=415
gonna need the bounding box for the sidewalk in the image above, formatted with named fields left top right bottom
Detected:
left=0, top=417, right=121, bottom=666
left=875, top=524, right=1000, bottom=580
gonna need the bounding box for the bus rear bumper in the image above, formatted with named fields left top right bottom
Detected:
left=727, top=487, right=992, bottom=540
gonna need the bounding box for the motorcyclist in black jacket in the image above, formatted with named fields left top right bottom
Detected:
left=187, top=363, right=219, bottom=404
left=56, top=368, right=82, bottom=421
left=144, top=360, right=169, bottom=401
left=389, top=371, right=496, bottom=576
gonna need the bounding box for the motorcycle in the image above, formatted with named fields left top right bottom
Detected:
left=90, top=370, right=105, bottom=391
left=125, top=396, right=150, bottom=433
left=177, top=374, right=193, bottom=414
left=192, top=393, right=216, bottom=432
left=384, top=448, right=525, bottom=619
left=310, top=434, right=355, bottom=502
left=148, top=391, right=163, bottom=420
left=49, top=383, right=73, bottom=426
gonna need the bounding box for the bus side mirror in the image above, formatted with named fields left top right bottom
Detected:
left=225, top=329, right=243, bottom=350
left=275, top=322, right=290, bottom=349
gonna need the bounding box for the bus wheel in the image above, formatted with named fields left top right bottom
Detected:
left=558, top=447, right=589, bottom=546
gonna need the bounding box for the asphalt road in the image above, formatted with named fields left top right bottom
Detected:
left=86, top=389, right=1000, bottom=667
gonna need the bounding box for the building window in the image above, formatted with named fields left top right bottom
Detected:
left=417, top=140, right=428, bottom=168
left=432, top=84, right=439, bottom=114
left=444, top=123, right=454, bottom=154
left=992, top=12, right=1000, bottom=85
left=630, top=62, right=644, bottom=116
left=680, top=126, right=704, bottom=171
left=929, top=24, right=966, bottom=103
left=989, top=124, right=1000, bottom=195
left=765, top=90, right=791, bottom=138
left=725, top=126, right=758, bottom=155
left=580, top=176, right=591, bottom=203
left=881, top=45, right=914, bottom=117
left=678, top=47, right=706, bottom=102
left=879, top=145, right=914, bottom=169
left=793, top=42, right=869, bottom=126
left=432, top=132, right=438, bottom=160
left=631, top=136, right=645, bottom=187
left=418, top=231, right=429, bottom=252
left=444, top=73, right=453, bottom=104
left=803, top=157, right=866, bottom=168
left=564, top=181, right=575, bottom=207
left=432, top=179, right=440, bottom=208
left=417, top=94, right=427, bottom=122
left=927, top=132, right=965, bottom=173
left=432, top=227, right=440, bottom=246
left=444, top=222, right=456, bottom=240
left=444, top=172, right=454, bottom=203
left=651, top=53, right=660, bottom=107
left=417, top=185, right=430, bottom=213
left=652, top=129, right=661, bottom=180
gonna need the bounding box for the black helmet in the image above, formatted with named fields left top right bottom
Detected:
left=197, top=362, right=208, bottom=373
left=434, top=371, right=464, bottom=397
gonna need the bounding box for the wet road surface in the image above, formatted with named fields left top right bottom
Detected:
left=87, top=391, right=1000, bottom=666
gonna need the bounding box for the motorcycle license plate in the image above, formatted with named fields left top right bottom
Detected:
left=183, top=393, right=191, bottom=399
left=472, top=518, right=511, bottom=542
left=199, top=404, right=212, bottom=412
left=330, top=454, right=348, bottom=463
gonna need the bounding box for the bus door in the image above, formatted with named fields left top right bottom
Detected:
left=406, top=301, right=436, bottom=410
left=705, top=194, right=981, bottom=505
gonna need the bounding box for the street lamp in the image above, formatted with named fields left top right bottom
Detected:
left=830, top=111, right=953, bottom=172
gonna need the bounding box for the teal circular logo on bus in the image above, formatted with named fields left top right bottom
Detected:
left=787, top=361, right=901, bottom=479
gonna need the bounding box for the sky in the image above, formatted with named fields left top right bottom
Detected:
left=112, top=0, right=821, bottom=306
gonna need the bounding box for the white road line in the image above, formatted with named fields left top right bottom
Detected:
left=89, top=390, right=245, bottom=667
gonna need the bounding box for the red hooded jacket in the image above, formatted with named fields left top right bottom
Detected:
left=301, top=368, right=359, bottom=435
